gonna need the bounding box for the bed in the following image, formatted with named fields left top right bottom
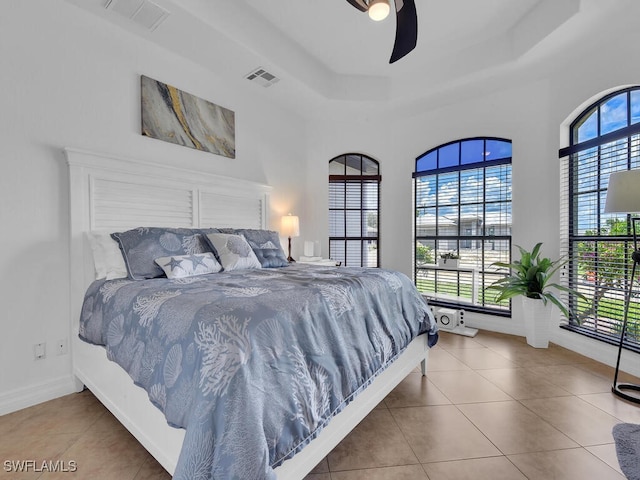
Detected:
left=66, top=147, right=438, bottom=480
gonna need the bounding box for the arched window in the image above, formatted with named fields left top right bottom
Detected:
left=329, top=154, right=380, bottom=267
left=414, top=137, right=512, bottom=315
left=560, top=86, right=640, bottom=348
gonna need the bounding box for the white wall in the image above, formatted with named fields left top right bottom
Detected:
left=306, top=81, right=554, bottom=335
left=305, top=38, right=640, bottom=375
left=0, top=0, right=307, bottom=413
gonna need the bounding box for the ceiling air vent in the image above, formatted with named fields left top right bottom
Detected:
left=245, top=68, right=280, bottom=88
left=105, top=0, right=170, bottom=32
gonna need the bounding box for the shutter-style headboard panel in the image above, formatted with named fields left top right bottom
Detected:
left=92, top=177, right=196, bottom=230
left=66, top=147, right=271, bottom=331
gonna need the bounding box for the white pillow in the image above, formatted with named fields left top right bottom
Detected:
left=155, top=252, right=222, bottom=279
left=86, top=232, right=128, bottom=280
left=205, top=233, right=262, bottom=271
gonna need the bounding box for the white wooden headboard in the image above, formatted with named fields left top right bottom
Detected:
left=65, top=147, right=272, bottom=332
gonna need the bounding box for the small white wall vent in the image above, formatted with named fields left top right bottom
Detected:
left=105, top=0, right=170, bottom=31
left=245, top=68, right=280, bottom=88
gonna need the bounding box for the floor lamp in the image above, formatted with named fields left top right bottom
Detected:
left=604, top=169, right=640, bottom=404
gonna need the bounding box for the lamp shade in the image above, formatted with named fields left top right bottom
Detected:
left=368, top=0, right=390, bottom=21
left=605, top=169, right=640, bottom=213
left=281, top=214, right=300, bottom=237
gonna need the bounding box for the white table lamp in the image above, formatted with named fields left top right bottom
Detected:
left=281, top=214, right=300, bottom=262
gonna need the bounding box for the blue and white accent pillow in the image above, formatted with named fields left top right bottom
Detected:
left=155, top=252, right=222, bottom=279
left=111, top=227, right=212, bottom=280
left=235, top=229, right=289, bottom=268
left=205, top=233, right=262, bottom=271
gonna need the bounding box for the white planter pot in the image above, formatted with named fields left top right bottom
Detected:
left=522, top=296, right=552, bottom=348
left=438, top=258, right=459, bottom=268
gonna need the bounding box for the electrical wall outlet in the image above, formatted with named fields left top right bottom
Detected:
left=34, top=342, right=46, bottom=360
left=56, top=338, right=68, bottom=356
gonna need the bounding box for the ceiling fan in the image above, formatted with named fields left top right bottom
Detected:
left=345, top=0, right=418, bottom=63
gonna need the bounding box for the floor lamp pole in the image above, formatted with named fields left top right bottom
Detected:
left=612, top=217, right=640, bottom=403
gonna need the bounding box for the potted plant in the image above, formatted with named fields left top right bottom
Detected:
left=438, top=251, right=460, bottom=268
left=486, top=243, right=586, bottom=348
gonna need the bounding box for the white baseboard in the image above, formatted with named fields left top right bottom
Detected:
left=0, top=375, right=80, bottom=416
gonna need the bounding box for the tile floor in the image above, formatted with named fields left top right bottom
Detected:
left=2, top=330, right=639, bottom=479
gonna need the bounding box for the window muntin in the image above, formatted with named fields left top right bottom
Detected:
left=329, top=154, right=380, bottom=267
left=563, top=87, right=640, bottom=349
left=414, top=138, right=512, bottom=314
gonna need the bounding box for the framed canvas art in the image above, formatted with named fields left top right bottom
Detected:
left=141, top=75, right=235, bottom=158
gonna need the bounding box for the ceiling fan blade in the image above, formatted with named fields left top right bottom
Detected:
left=389, top=0, right=418, bottom=63
left=345, top=0, right=368, bottom=12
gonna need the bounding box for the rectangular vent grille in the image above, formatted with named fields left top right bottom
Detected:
left=105, top=0, right=169, bottom=31
left=245, top=67, right=280, bottom=88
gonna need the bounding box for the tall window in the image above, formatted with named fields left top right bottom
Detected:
left=560, top=87, right=640, bottom=349
left=414, top=138, right=512, bottom=315
left=329, top=154, right=380, bottom=267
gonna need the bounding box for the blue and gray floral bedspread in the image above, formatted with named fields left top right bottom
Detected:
left=79, top=264, right=438, bottom=479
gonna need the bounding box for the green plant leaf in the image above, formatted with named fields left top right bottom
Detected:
left=485, top=242, right=584, bottom=319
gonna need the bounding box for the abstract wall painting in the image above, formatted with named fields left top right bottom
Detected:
left=141, top=75, right=235, bottom=158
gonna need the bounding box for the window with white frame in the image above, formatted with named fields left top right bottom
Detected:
left=414, top=137, right=512, bottom=315
left=560, top=87, right=640, bottom=349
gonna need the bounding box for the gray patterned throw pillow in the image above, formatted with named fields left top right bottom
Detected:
left=111, top=227, right=212, bottom=279
left=205, top=233, right=262, bottom=271
left=234, top=229, right=289, bottom=268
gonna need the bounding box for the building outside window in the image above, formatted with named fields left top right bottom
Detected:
left=414, top=137, right=512, bottom=314
left=560, top=87, right=640, bottom=349
left=329, top=154, right=380, bottom=267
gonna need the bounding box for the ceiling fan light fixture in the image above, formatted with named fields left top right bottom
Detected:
left=368, top=0, right=390, bottom=21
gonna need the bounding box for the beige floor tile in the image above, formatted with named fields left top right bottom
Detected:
left=446, top=348, right=516, bottom=370
left=546, top=344, right=603, bottom=365
left=327, top=409, right=419, bottom=471
left=331, top=464, right=428, bottom=480
left=0, top=408, right=34, bottom=435
left=425, top=349, right=472, bottom=372
left=477, top=367, right=572, bottom=400
left=39, top=463, right=139, bottom=480
left=304, top=474, right=331, bottom=480
left=580, top=392, right=640, bottom=423
left=131, top=456, right=171, bottom=480
left=390, top=405, right=501, bottom=463
left=0, top=433, right=80, bottom=469
left=435, top=333, right=485, bottom=350
left=470, top=331, right=527, bottom=350
left=586, top=443, right=623, bottom=476
left=522, top=396, right=621, bottom=446
left=423, top=456, right=528, bottom=480
left=458, top=401, right=578, bottom=454
left=527, top=364, right=611, bottom=395
left=384, top=373, right=450, bottom=408
left=426, top=370, right=512, bottom=404
left=484, top=344, right=582, bottom=367
left=575, top=361, right=640, bottom=384
left=49, top=414, right=153, bottom=479
left=308, top=457, right=329, bottom=474
left=508, top=447, right=624, bottom=480
left=474, top=344, right=553, bottom=367
left=2, top=391, right=106, bottom=438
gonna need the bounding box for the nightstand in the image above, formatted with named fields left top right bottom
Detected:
left=298, top=257, right=341, bottom=266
